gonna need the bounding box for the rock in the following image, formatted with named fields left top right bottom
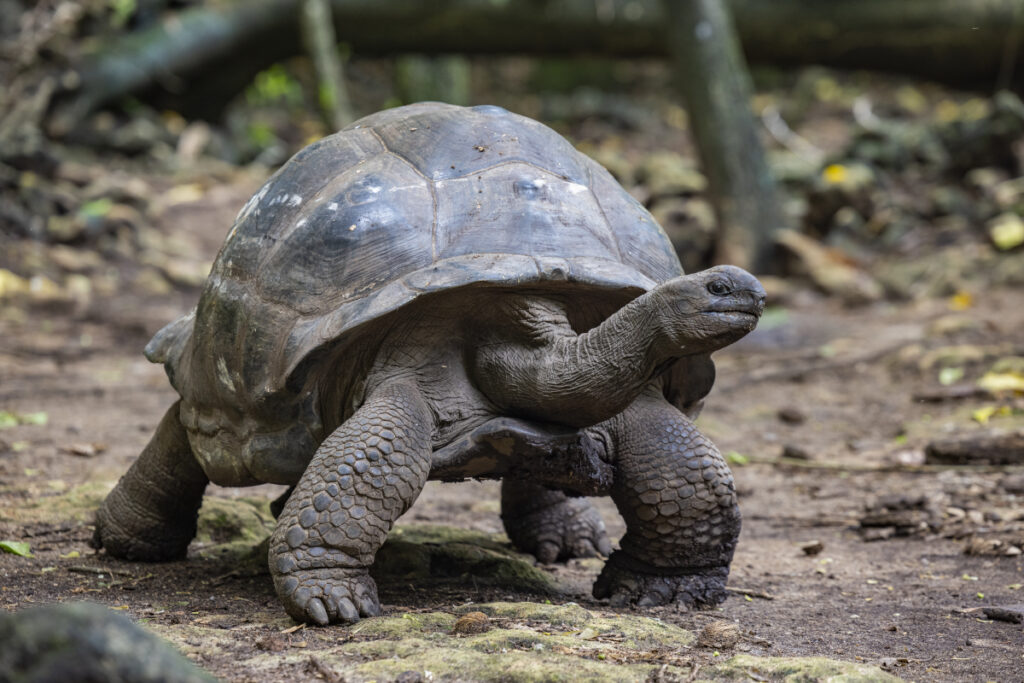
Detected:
left=452, top=612, right=491, bottom=635
left=777, top=407, right=807, bottom=425
left=782, top=444, right=811, bottom=460
left=1002, top=473, right=1024, bottom=494
left=800, top=540, right=825, bottom=556
left=697, top=620, right=740, bottom=649
left=0, top=602, right=215, bottom=683
left=925, top=429, right=1024, bottom=465
left=859, top=493, right=939, bottom=540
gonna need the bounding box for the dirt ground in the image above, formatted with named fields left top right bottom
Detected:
left=1, top=176, right=1023, bottom=683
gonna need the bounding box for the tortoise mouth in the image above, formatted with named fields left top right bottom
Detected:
left=703, top=309, right=760, bottom=320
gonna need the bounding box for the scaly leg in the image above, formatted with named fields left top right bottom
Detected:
left=591, top=387, right=740, bottom=608
left=501, top=478, right=612, bottom=563
left=91, top=402, right=209, bottom=560
left=269, top=382, right=432, bottom=625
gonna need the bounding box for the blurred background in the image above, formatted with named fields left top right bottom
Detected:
left=1, top=3, right=1023, bottom=681
left=3, top=0, right=1024, bottom=304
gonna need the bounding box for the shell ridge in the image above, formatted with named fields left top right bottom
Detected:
left=446, top=158, right=573, bottom=182
left=368, top=127, right=440, bottom=262
left=379, top=149, right=440, bottom=263
left=585, top=160, right=625, bottom=263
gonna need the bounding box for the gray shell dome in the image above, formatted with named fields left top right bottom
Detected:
left=145, top=103, right=684, bottom=483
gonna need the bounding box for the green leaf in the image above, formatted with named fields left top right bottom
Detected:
left=77, top=198, right=113, bottom=220
left=726, top=451, right=749, bottom=466
left=938, top=366, right=964, bottom=386
left=0, top=411, right=17, bottom=429
left=19, top=411, right=47, bottom=426
left=0, top=540, right=33, bottom=557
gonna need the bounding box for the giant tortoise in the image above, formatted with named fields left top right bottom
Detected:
left=92, top=102, right=766, bottom=625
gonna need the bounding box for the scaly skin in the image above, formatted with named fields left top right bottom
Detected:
left=268, top=382, right=433, bottom=625
left=91, top=402, right=209, bottom=561
left=591, top=387, right=740, bottom=608
left=500, top=478, right=612, bottom=563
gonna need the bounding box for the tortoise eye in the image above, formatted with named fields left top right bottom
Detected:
left=707, top=280, right=730, bottom=296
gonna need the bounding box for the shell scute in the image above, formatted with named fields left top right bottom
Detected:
left=433, top=163, right=618, bottom=262
left=256, top=153, right=434, bottom=312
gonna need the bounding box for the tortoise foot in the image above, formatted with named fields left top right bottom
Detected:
left=274, top=567, right=381, bottom=626
left=592, top=551, right=728, bottom=609
left=507, top=496, right=612, bottom=564
left=91, top=503, right=194, bottom=561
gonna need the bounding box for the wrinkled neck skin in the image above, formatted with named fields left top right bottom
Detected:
left=471, top=290, right=685, bottom=428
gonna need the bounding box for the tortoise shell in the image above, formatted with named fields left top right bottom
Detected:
left=146, top=102, right=689, bottom=484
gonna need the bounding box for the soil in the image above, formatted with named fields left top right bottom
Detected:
left=2, top=176, right=1023, bottom=683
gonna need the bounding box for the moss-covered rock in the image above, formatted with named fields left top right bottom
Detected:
left=372, top=524, right=561, bottom=595
left=0, top=482, right=109, bottom=524
left=702, top=654, right=902, bottom=682
left=336, top=602, right=695, bottom=682
left=452, top=601, right=593, bottom=627
left=192, top=495, right=275, bottom=562
left=144, top=601, right=898, bottom=683
left=349, top=611, right=458, bottom=639
left=346, top=641, right=678, bottom=683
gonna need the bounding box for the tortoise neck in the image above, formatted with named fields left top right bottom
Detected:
left=472, top=291, right=672, bottom=428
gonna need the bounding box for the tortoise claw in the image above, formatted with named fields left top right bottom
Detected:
left=274, top=568, right=381, bottom=626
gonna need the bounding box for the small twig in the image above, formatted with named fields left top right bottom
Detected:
left=66, top=565, right=132, bottom=576
left=725, top=586, right=775, bottom=600
left=685, top=662, right=702, bottom=683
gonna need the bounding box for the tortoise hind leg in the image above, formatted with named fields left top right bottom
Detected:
left=91, top=402, right=209, bottom=561
left=591, top=386, right=740, bottom=608
left=501, top=478, right=612, bottom=563
left=269, top=381, right=433, bottom=626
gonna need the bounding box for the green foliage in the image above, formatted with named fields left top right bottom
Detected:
left=245, top=122, right=277, bottom=150
left=246, top=64, right=304, bottom=108
left=77, top=198, right=113, bottom=220
left=0, top=411, right=48, bottom=429
left=109, top=0, right=136, bottom=28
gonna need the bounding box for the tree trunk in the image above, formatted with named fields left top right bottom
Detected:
left=48, top=0, right=1024, bottom=128
left=300, top=0, right=354, bottom=129
left=664, top=0, right=786, bottom=272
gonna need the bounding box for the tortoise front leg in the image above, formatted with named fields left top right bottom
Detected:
left=269, top=382, right=432, bottom=625
left=591, top=386, right=740, bottom=608
left=92, top=402, right=209, bottom=560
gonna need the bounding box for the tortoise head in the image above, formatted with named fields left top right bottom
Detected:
left=651, top=265, right=766, bottom=356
